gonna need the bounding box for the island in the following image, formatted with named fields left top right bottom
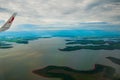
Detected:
left=59, top=39, right=120, bottom=51
left=0, top=42, right=13, bottom=49
left=32, top=64, right=119, bottom=80
left=66, top=40, right=107, bottom=45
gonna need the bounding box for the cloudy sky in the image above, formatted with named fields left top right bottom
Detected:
left=0, top=0, right=120, bottom=31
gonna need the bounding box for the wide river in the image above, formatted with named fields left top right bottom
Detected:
left=0, top=37, right=120, bottom=80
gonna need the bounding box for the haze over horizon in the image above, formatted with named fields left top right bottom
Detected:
left=0, top=0, right=120, bottom=31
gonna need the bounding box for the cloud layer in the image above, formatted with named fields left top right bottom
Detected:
left=0, top=0, right=120, bottom=30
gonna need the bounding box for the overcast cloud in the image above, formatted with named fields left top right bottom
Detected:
left=0, top=0, right=120, bottom=30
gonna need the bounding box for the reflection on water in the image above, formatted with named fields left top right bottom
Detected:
left=0, top=37, right=120, bottom=80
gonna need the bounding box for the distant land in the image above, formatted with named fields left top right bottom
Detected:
left=0, top=42, right=13, bottom=49
left=1, top=30, right=120, bottom=39
left=59, top=39, right=120, bottom=51
left=59, top=44, right=120, bottom=51
left=32, top=64, right=119, bottom=80
left=1, top=30, right=120, bottom=49
left=66, top=39, right=120, bottom=45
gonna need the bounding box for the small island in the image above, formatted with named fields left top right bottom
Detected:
left=0, top=42, right=13, bottom=49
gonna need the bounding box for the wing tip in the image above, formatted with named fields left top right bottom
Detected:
left=13, top=12, right=17, bottom=16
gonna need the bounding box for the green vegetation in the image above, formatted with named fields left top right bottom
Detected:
left=66, top=40, right=107, bottom=45
left=0, top=42, right=13, bottom=49
left=60, top=39, right=120, bottom=51
left=33, top=64, right=118, bottom=80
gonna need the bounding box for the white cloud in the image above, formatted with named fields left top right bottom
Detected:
left=0, top=0, right=120, bottom=30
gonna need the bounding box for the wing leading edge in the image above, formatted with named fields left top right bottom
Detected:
left=0, top=13, right=17, bottom=32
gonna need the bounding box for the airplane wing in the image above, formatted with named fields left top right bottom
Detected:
left=0, top=12, right=17, bottom=32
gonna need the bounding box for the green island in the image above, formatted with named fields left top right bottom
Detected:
left=0, top=42, right=13, bottom=49
left=66, top=40, right=107, bottom=45
left=65, top=39, right=120, bottom=45
left=59, top=39, right=120, bottom=51
left=32, top=64, right=119, bottom=80
left=0, top=38, right=30, bottom=44
left=106, top=57, right=120, bottom=65
left=59, top=44, right=120, bottom=51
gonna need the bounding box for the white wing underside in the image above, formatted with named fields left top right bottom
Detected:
left=0, top=13, right=17, bottom=32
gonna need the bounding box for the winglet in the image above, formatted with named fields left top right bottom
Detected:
left=0, top=12, right=17, bottom=32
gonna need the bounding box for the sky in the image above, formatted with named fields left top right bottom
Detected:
left=0, top=0, right=120, bottom=31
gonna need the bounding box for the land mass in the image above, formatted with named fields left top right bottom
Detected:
left=32, top=64, right=119, bottom=80
left=59, top=39, right=120, bottom=51
left=66, top=40, right=107, bottom=45
left=0, top=42, right=13, bottom=49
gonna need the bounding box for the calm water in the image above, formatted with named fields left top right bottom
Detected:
left=0, top=37, right=120, bottom=80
